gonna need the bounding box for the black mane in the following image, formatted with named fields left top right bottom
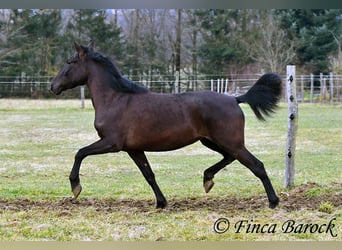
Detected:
left=89, top=51, right=149, bottom=94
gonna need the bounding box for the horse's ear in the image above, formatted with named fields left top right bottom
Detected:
left=74, top=42, right=81, bottom=52
left=74, top=41, right=86, bottom=57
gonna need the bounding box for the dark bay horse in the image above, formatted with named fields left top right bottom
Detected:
left=51, top=42, right=282, bottom=209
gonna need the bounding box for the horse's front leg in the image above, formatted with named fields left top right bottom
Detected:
left=127, top=150, right=167, bottom=209
left=69, top=138, right=116, bottom=199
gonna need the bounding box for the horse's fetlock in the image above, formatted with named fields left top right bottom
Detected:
left=203, top=170, right=214, bottom=181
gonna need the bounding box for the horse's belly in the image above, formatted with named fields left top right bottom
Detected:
left=144, top=137, right=199, bottom=152
left=123, top=127, right=200, bottom=152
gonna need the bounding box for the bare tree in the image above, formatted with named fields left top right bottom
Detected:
left=248, top=10, right=296, bottom=74
left=0, top=10, right=20, bottom=64
left=330, top=33, right=342, bottom=73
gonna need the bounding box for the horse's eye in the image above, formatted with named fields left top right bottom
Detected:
left=63, top=68, right=71, bottom=76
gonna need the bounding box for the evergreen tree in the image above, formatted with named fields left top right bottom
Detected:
left=278, top=9, right=342, bottom=73
left=121, top=9, right=184, bottom=84
left=195, top=9, right=252, bottom=76
left=0, top=9, right=62, bottom=76
left=67, top=10, right=124, bottom=62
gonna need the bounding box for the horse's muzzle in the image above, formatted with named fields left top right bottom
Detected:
left=50, top=81, right=62, bottom=95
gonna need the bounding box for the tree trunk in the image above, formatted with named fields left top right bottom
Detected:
left=174, top=9, right=182, bottom=92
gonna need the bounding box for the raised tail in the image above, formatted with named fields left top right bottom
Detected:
left=236, top=73, right=282, bottom=121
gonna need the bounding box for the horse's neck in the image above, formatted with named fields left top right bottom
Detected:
left=87, top=76, right=118, bottom=110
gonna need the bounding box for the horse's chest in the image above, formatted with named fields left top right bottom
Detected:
left=94, top=119, right=105, bottom=131
left=94, top=114, right=119, bottom=138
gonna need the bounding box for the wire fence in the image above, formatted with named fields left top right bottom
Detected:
left=0, top=74, right=342, bottom=104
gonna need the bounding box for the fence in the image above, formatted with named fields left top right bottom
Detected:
left=1, top=73, right=342, bottom=104
left=295, top=73, right=342, bottom=104
left=0, top=75, right=69, bottom=99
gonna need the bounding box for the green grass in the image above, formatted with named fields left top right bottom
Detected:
left=0, top=99, right=341, bottom=240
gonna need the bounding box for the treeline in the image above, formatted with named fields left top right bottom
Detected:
left=1, top=9, right=342, bottom=79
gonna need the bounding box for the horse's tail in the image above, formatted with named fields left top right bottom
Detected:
left=236, top=73, right=282, bottom=121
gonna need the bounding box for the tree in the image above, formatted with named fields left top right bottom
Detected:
left=175, top=9, right=182, bottom=73
left=0, top=9, right=62, bottom=76
left=195, top=9, right=252, bottom=76
left=121, top=9, right=191, bottom=91
left=0, top=10, right=17, bottom=68
left=183, top=10, right=200, bottom=89
left=279, top=9, right=342, bottom=73
left=66, top=10, right=124, bottom=60
left=329, top=32, right=342, bottom=73
left=247, top=10, right=296, bottom=74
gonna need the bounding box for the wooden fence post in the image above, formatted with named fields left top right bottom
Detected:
left=174, top=71, right=180, bottom=93
left=320, top=73, right=323, bottom=102
left=80, top=86, right=85, bottom=109
left=330, top=72, right=334, bottom=105
left=300, top=75, right=304, bottom=102
left=310, top=73, right=314, bottom=103
left=323, top=77, right=327, bottom=102
left=224, top=79, right=228, bottom=93
left=285, top=65, right=298, bottom=188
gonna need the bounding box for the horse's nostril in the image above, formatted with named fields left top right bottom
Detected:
left=50, top=83, right=61, bottom=95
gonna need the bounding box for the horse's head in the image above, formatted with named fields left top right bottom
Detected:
left=51, top=41, right=93, bottom=95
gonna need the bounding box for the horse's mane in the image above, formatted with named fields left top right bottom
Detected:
left=89, top=51, right=149, bottom=94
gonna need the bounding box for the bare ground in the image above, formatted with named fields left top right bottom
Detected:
left=0, top=182, right=341, bottom=214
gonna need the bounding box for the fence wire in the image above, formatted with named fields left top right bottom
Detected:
left=0, top=74, right=341, bottom=103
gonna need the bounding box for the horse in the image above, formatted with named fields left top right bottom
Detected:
left=51, top=41, right=282, bottom=209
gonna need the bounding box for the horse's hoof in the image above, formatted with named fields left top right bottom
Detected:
left=269, top=197, right=280, bottom=209
left=72, top=183, right=82, bottom=199
left=156, top=200, right=167, bottom=209
left=204, top=179, right=215, bottom=193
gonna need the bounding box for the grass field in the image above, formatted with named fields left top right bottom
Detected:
left=0, top=99, right=341, bottom=241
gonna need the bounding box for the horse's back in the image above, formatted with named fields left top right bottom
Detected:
left=179, top=91, right=243, bottom=121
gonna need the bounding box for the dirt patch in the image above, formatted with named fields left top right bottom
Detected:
left=279, top=182, right=342, bottom=211
left=0, top=182, right=341, bottom=214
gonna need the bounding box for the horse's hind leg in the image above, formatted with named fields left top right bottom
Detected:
left=200, top=139, right=235, bottom=193
left=128, top=150, right=167, bottom=209
left=235, top=146, right=279, bottom=209
left=203, top=157, right=234, bottom=193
